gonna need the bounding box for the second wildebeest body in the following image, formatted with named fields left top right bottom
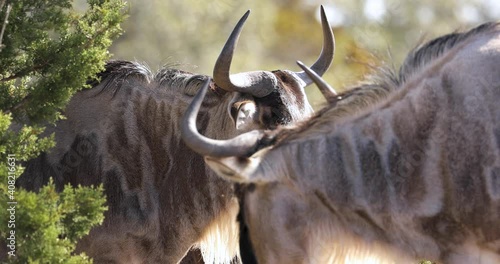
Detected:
left=183, top=22, right=500, bottom=263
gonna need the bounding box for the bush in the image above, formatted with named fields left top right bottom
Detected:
left=0, top=0, right=125, bottom=262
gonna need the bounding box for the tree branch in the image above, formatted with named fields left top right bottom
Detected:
left=1, top=64, right=46, bottom=82
left=5, top=94, right=31, bottom=114
left=0, top=3, right=11, bottom=51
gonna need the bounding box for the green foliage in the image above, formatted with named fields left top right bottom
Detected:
left=0, top=180, right=107, bottom=263
left=0, top=0, right=125, bottom=123
left=59, top=183, right=107, bottom=242
left=0, top=0, right=125, bottom=262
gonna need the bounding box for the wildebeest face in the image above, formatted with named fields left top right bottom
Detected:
left=227, top=70, right=314, bottom=132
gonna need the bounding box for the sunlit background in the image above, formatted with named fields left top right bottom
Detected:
left=78, top=0, right=499, bottom=107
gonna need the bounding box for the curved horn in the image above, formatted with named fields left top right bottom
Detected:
left=296, top=5, right=335, bottom=86
left=181, top=79, right=263, bottom=157
left=297, top=61, right=338, bottom=103
left=213, top=10, right=277, bottom=98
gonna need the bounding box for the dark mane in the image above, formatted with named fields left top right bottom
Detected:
left=87, top=60, right=212, bottom=97
left=86, top=60, right=152, bottom=96
left=399, top=22, right=497, bottom=84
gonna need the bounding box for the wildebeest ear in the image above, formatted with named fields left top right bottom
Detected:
left=234, top=102, right=258, bottom=131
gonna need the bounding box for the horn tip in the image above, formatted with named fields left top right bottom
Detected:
left=237, top=10, right=250, bottom=25
left=296, top=61, right=310, bottom=73
left=320, top=5, right=328, bottom=23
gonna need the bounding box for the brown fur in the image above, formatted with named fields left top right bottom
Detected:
left=205, top=22, right=500, bottom=263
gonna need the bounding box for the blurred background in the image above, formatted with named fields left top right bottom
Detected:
left=77, top=0, right=499, bottom=107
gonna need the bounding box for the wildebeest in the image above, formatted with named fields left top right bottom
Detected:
left=16, top=8, right=335, bottom=264
left=182, top=22, right=500, bottom=263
